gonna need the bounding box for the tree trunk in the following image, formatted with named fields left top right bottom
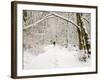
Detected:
left=76, top=13, right=89, bottom=53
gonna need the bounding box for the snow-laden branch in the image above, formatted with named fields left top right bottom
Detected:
left=50, top=12, right=80, bottom=30
left=23, top=12, right=81, bottom=30
left=81, top=17, right=89, bottom=24
left=23, top=13, right=52, bottom=30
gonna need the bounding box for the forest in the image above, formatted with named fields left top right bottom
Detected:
left=23, top=10, right=91, bottom=69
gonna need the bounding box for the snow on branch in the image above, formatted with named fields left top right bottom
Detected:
left=23, top=13, right=52, bottom=30
left=23, top=12, right=81, bottom=30
left=81, top=17, right=89, bottom=24
left=50, top=12, right=80, bottom=30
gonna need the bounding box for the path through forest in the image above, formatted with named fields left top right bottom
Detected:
left=24, top=45, right=91, bottom=70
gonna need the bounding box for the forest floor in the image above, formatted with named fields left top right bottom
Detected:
left=23, top=45, right=91, bottom=70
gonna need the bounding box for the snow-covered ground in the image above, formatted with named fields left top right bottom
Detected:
left=23, top=45, right=91, bottom=70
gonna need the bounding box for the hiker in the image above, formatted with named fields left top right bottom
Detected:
left=50, top=40, right=56, bottom=47
left=53, top=41, right=56, bottom=47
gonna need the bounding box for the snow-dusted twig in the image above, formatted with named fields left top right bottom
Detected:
left=81, top=17, right=89, bottom=24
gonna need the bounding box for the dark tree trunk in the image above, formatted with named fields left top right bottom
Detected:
left=76, top=13, right=89, bottom=53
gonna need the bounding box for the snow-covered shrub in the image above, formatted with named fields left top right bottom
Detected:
left=78, top=49, right=89, bottom=62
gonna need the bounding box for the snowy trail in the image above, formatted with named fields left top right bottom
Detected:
left=24, top=45, right=91, bottom=70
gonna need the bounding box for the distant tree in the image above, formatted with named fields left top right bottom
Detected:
left=23, top=10, right=27, bottom=22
